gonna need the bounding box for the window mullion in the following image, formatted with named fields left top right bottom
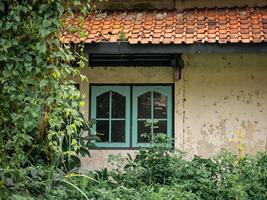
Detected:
left=109, top=91, right=112, bottom=143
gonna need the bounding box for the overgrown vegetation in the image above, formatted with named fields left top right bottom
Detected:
left=1, top=0, right=266, bottom=199
left=72, top=135, right=267, bottom=200
left=0, top=0, right=93, bottom=199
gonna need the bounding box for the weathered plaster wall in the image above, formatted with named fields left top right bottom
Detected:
left=180, top=54, right=267, bottom=158
left=77, top=65, right=174, bottom=121
left=78, top=54, right=267, bottom=171
left=78, top=66, right=174, bottom=171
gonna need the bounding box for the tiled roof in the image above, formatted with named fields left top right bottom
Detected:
left=61, top=7, right=267, bottom=44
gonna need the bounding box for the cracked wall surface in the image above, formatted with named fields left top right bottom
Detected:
left=179, top=54, right=267, bottom=158
left=77, top=54, right=267, bottom=171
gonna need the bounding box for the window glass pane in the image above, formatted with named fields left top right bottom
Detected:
left=96, top=120, right=109, bottom=142
left=138, top=92, right=151, bottom=119
left=153, top=92, right=167, bottom=119
left=111, top=120, right=125, bottom=142
left=154, top=120, right=167, bottom=134
left=96, top=92, right=110, bottom=118
left=112, top=92, right=126, bottom=118
left=137, top=120, right=151, bottom=143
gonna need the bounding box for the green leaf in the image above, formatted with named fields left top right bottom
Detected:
left=42, top=19, right=52, bottom=28
left=39, top=79, right=48, bottom=88
left=79, top=147, right=90, bottom=157
left=36, top=42, right=47, bottom=54
left=66, top=125, right=73, bottom=134
left=47, top=97, right=54, bottom=105
left=80, top=176, right=89, bottom=191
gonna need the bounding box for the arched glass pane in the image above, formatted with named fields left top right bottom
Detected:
left=138, top=92, right=151, bottom=118
left=111, top=120, right=125, bottom=142
left=112, top=92, right=126, bottom=118
left=153, top=92, right=167, bottom=119
left=96, top=92, right=110, bottom=118
left=96, top=120, right=109, bottom=142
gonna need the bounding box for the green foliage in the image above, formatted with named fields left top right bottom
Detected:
left=0, top=0, right=94, bottom=198
left=122, top=134, right=177, bottom=185
left=118, top=31, right=127, bottom=41
left=1, top=1, right=266, bottom=199
left=79, top=135, right=267, bottom=200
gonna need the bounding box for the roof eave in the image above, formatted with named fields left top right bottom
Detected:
left=83, top=42, right=267, bottom=54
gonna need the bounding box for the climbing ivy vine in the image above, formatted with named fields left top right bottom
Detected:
left=0, top=0, right=93, bottom=198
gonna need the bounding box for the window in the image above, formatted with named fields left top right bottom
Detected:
left=132, top=86, right=172, bottom=147
left=90, top=85, right=173, bottom=148
left=91, top=86, right=130, bottom=148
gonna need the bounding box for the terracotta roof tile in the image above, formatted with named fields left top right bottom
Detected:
left=61, top=7, right=267, bottom=44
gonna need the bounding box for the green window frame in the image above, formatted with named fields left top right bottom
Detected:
left=91, top=86, right=130, bottom=147
left=90, top=85, right=172, bottom=148
left=132, top=86, right=173, bottom=147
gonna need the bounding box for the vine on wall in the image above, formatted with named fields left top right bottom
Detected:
left=0, top=1, right=93, bottom=198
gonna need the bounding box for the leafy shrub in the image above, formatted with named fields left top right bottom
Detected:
left=80, top=135, right=267, bottom=200
left=1, top=0, right=266, bottom=198
left=0, top=0, right=94, bottom=199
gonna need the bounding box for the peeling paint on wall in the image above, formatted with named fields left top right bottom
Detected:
left=182, top=54, right=267, bottom=158
left=78, top=54, right=267, bottom=171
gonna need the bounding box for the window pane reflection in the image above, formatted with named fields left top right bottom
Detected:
left=153, top=120, right=167, bottom=134
left=153, top=92, right=167, bottom=119
left=96, top=120, right=109, bottom=142
left=138, top=92, right=151, bottom=118
left=111, top=120, right=125, bottom=142
left=96, top=92, right=110, bottom=118
left=112, top=92, right=126, bottom=118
